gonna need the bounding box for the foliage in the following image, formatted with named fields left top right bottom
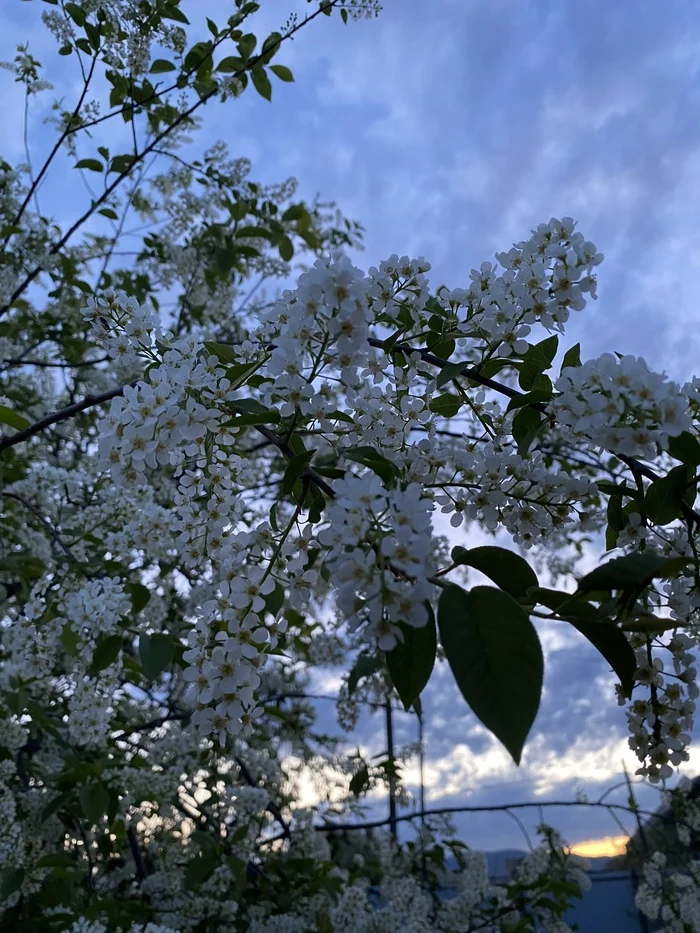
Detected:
left=0, top=0, right=700, bottom=930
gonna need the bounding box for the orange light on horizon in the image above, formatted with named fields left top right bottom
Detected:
left=568, top=834, right=629, bottom=858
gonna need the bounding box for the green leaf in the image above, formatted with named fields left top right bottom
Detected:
left=260, top=30, right=282, bottom=62
left=344, top=447, right=398, bottom=485
left=270, top=64, right=294, bottom=82
left=92, top=634, right=122, bottom=672
left=386, top=605, right=436, bottom=711
left=79, top=783, right=110, bottom=825
left=204, top=341, right=237, bottom=364
left=435, top=360, right=468, bottom=390
left=98, top=208, right=118, bottom=220
left=518, top=336, right=559, bottom=390
left=577, top=553, right=690, bottom=594
left=184, top=42, right=211, bottom=75
left=61, top=622, right=80, bottom=657
left=139, top=633, right=175, bottom=680
left=450, top=546, right=539, bottom=600
left=644, top=466, right=690, bottom=525
left=566, top=618, right=636, bottom=698
left=281, top=450, right=315, bottom=496
left=349, top=765, right=370, bottom=797
left=109, top=154, right=136, bottom=175
left=0, top=867, right=24, bottom=900
left=225, top=360, right=264, bottom=389
left=506, top=390, right=551, bottom=413
left=529, top=587, right=608, bottom=624
left=262, top=581, right=285, bottom=619
left=235, top=225, right=275, bottom=241
left=75, top=159, right=104, bottom=173
left=511, top=406, right=545, bottom=456
left=35, top=853, right=79, bottom=869
left=223, top=408, right=280, bottom=428
left=216, top=56, right=245, bottom=74
left=184, top=851, right=217, bottom=889
left=437, top=584, right=543, bottom=765
left=251, top=67, right=272, bottom=101
left=126, top=581, right=151, bottom=613
left=667, top=431, right=700, bottom=467
left=0, top=405, right=29, bottom=431
left=150, top=59, right=177, bottom=73
left=597, top=480, right=639, bottom=499
left=560, top=343, right=582, bottom=372
left=238, top=33, right=257, bottom=59
left=348, top=653, right=383, bottom=695
left=163, top=6, right=190, bottom=24
left=278, top=235, right=294, bottom=262
left=428, top=394, right=462, bottom=418
left=606, top=493, right=624, bottom=550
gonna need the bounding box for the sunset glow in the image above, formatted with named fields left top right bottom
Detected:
left=569, top=835, right=629, bottom=858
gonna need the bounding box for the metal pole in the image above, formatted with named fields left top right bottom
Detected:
left=385, top=696, right=398, bottom=843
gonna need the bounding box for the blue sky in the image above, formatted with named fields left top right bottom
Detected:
left=5, top=0, right=700, bottom=853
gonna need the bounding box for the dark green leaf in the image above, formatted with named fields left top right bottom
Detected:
left=251, top=67, right=272, bottom=101
left=437, top=584, right=543, bottom=764
left=61, top=623, right=80, bottom=657
left=216, top=56, right=245, bottom=75
left=0, top=867, right=24, bottom=900
left=92, top=634, right=123, bottom=672
left=506, top=390, right=551, bottom=413
left=263, top=581, right=285, bottom=619
left=386, top=605, right=436, bottom=711
left=278, top=235, right=294, bottom=262
left=126, top=581, right=151, bottom=613
left=518, top=336, right=558, bottom=390
left=348, top=653, right=383, bottom=695
left=163, top=6, right=190, bottom=24
left=436, top=360, right=468, bottom=390
left=204, top=341, right=237, bottom=364
left=75, top=159, right=104, bottom=173
left=281, top=450, right=315, bottom=496
left=150, top=59, right=177, bottom=73
left=450, top=545, right=539, bottom=600
left=607, top=493, right=625, bottom=533
left=36, top=853, right=79, bottom=869
left=667, top=431, right=700, bottom=467
left=349, top=765, right=370, bottom=797
left=597, top=480, right=639, bottom=499
left=566, top=618, right=636, bottom=697
left=139, top=633, right=175, bottom=680
left=577, top=553, right=690, bottom=594
left=529, top=587, right=608, bottom=624
left=344, top=447, right=398, bottom=485
left=429, top=394, right=462, bottom=418
left=511, top=406, right=545, bottom=456
left=0, top=405, right=30, bottom=431
left=560, top=342, right=582, bottom=371
left=644, top=466, right=690, bottom=525
left=235, top=225, right=275, bottom=241
left=223, top=408, right=280, bottom=428
left=184, top=851, right=217, bottom=889
left=270, top=64, right=294, bottom=82
left=79, top=783, right=110, bottom=825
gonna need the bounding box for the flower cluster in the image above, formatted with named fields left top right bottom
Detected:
left=623, top=632, right=698, bottom=782
left=635, top=851, right=700, bottom=932
left=550, top=353, right=693, bottom=458
left=319, top=477, right=436, bottom=650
